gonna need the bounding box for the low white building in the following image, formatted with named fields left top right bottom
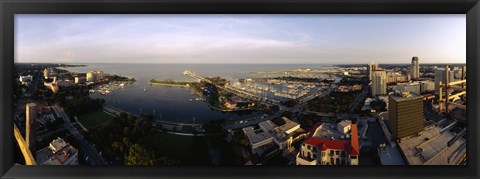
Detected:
left=19, top=75, right=33, bottom=85
left=419, top=81, right=435, bottom=92
left=397, top=82, right=421, bottom=94
left=36, top=137, right=79, bottom=165
left=243, top=117, right=305, bottom=156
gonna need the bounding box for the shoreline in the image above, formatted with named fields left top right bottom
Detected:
left=148, top=82, right=191, bottom=87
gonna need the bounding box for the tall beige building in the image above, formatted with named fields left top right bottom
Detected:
left=43, top=68, right=53, bottom=79
left=411, top=56, right=420, bottom=80
left=371, top=70, right=387, bottom=96
left=367, top=62, right=379, bottom=81
left=26, top=103, right=37, bottom=156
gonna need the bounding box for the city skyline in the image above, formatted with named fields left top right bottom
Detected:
left=16, top=14, right=466, bottom=64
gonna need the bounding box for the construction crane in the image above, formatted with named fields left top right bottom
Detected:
left=438, top=65, right=466, bottom=114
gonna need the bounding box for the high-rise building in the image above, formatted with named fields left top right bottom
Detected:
left=388, top=92, right=425, bottom=140
left=43, top=68, right=52, bottom=79
left=411, top=56, right=420, bottom=80
left=434, top=68, right=455, bottom=93
left=367, top=62, right=379, bottom=81
left=26, top=103, right=37, bottom=156
left=371, top=70, right=387, bottom=96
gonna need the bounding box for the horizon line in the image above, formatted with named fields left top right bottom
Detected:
left=14, top=62, right=467, bottom=65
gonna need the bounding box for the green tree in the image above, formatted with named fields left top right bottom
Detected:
left=125, top=144, right=157, bottom=165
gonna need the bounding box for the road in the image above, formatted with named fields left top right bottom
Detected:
left=53, top=105, right=107, bottom=165
left=348, top=86, right=369, bottom=114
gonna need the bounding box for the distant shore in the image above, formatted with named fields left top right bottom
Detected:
left=149, top=79, right=196, bottom=87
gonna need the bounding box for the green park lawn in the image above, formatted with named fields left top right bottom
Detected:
left=78, top=110, right=115, bottom=131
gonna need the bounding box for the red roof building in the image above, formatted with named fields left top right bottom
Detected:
left=296, top=124, right=360, bottom=165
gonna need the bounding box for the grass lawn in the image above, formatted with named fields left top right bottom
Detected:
left=78, top=110, right=115, bottom=131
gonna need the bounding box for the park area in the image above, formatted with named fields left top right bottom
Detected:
left=77, top=110, right=115, bottom=131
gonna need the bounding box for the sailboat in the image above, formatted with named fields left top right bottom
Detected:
left=144, top=86, right=147, bottom=91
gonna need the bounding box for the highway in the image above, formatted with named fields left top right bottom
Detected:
left=53, top=105, right=107, bottom=165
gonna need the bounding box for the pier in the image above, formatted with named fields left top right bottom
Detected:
left=183, top=70, right=279, bottom=105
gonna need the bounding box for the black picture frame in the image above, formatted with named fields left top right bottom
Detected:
left=1, top=0, right=479, bottom=178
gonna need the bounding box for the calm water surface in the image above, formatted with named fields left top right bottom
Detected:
left=62, top=63, right=339, bottom=124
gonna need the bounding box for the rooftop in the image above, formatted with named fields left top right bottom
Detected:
left=397, top=125, right=466, bottom=165
left=389, top=91, right=423, bottom=101
left=243, top=126, right=273, bottom=145
left=304, top=124, right=359, bottom=156
left=36, top=138, right=78, bottom=165
left=311, top=123, right=347, bottom=140
left=277, top=117, right=300, bottom=134
left=338, top=120, right=352, bottom=128
left=49, top=137, right=68, bottom=153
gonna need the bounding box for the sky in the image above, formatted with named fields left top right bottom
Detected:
left=15, top=14, right=466, bottom=64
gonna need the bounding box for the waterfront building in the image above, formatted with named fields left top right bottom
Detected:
left=225, top=101, right=237, bottom=109
left=242, top=117, right=305, bottom=157
left=367, top=62, right=379, bottom=81
left=36, top=137, right=79, bottom=165
left=74, top=76, right=86, bottom=84
left=371, top=70, right=387, bottom=96
left=411, top=56, right=420, bottom=79
left=296, top=123, right=360, bottom=165
left=86, top=70, right=104, bottom=82
left=388, top=92, right=425, bottom=140
left=26, top=103, right=37, bottom=156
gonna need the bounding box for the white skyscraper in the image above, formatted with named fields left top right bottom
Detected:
left=368, top=62, right=379, bottom=81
